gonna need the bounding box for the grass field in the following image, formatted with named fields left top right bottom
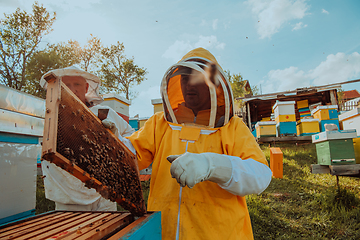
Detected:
left=36, top=143, right=360, bottom=239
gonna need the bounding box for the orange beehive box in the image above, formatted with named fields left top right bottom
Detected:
left=270, top=147, right=283, bottom=178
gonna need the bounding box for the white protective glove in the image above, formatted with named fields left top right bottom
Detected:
left=167, top=152, right=232, bottom=188
left=102, top=119, right=118, bottom=135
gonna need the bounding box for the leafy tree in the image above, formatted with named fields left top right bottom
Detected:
left=77, top=35, right=102, bottom=72
left=99, top=41, right=147, bottom=100
left=225, top=70, right=259, bottom=109
left=25, top=42, right=79, bottom=98
left=0, top=2, right=56, bottom=92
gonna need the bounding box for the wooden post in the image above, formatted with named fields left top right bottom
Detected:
left=42, top=74, right=60, bottom=156
left=247, top=102, right=251, bottom=129
left=330, top=89, right=338, bottom=106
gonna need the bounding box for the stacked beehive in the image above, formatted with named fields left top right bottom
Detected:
left=297, top=100, right=311, bottom=119
left=296, top=99, right=320, bottom=136
left=311, top=105, right=339, bottom=132
left=273, top=101, right=297, bottom=137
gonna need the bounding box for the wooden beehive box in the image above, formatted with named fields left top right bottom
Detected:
left=41, top=74, right=146, bottom=216
left=0, top=211, right=161, bottom=240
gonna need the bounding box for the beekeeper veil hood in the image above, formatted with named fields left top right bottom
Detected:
left=40, top=66, right=103, bottom=106
left=161, top=47, right=234, bottom=128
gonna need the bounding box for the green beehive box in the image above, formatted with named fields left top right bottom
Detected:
left=315, top=139, right=356, bottom=165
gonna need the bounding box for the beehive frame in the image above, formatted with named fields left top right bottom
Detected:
left=41, top=74, right=146, bottom=216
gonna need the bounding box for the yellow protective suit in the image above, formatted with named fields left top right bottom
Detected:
left=128, top=48, right=268, bottom=240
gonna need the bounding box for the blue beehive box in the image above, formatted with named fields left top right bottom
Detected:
left=320, top=119, right=340, bottom=132
left=276, top=121, right=297, bottom=137
left=328, top=109, right=339, bottom=119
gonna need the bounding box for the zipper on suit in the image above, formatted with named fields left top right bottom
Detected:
left=176, top=140, right=190, bottom=240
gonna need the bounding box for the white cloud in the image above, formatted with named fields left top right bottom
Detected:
left=264, top=66, right=310, bottom=93
left=322, top=9, right=329, bottom=14
left=212, top=19, right=218, bottom=30
left=292, top=22, right=307, bottom=31
left=310, top=52, right=360, bottom=85
left=246, top=0, right=309, bottom=39
left=261, top=52, right=360, bottom=93
left=162, top=35, right=225, bottom=62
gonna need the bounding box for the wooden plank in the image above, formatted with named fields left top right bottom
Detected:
left=0, top=211, right=64, bottom=235
left=54, top=212, right=113, bottom=240
left=42, top=75, right=60, bottom=155
left=311, top=164, right=330, bottom=174
left=258, top=135, right=312, bottom=143
left=72, top=212, right=133, bottom=240
left=0, top=212, right=75, bottom=239
left=107, top=212, right=162, bottom=240
left=311, top=164, right=360, bottom=176
left=14, top=213, right=93, bottom=240
left=107, top=215, right=147, bottom=239
left=329, top=164, right=360, bottom=176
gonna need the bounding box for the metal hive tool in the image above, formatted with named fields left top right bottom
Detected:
left=41, top=74, right=146, bottom=216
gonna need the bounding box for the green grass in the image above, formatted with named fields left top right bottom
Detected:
left=248, top=143, right=360, bottom=240
left=36, top=143, right=360, bottom=239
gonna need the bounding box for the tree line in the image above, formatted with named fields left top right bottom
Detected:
left=0, top=2, right=147, bottom=100
left=0, top=2, right=255, bottom=106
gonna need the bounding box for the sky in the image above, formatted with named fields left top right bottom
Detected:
left=1, top=0, right=360, bottom=118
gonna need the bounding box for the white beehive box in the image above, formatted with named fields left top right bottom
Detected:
left=273, top=101, right=296, bottom=118
left=339, top=107, right=360, bottom=136
left=0, top=85, right=43, bottom=224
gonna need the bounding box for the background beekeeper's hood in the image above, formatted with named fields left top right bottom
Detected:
left=40, top=66, right=103, bottom=105
left=161, top=47, right=234, bottom=128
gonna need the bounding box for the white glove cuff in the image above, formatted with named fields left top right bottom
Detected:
left=218, top=156, right=272, bottom=197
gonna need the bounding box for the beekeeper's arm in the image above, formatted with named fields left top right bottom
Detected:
left=89, top=105, right=136, bottom=154
left=167, top=152, right=272, bottom=197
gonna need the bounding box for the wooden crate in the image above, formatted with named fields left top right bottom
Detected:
left=314, top=139, right=356, bottom=165
left=0, top=211, right=161, bottom=240
left=41, top=74, right=145, bottom=216
left=270, top=148, right=283, bottom=178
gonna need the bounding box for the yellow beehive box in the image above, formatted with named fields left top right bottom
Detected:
left=353, top=137, right=360, bottom=164
left=311, top=105, right=337, bottom=121
left=262, top=117, right=271, bottom=121
left=255, top=121, right=276, bottom=138
left=297, top=118, right=320, bottom=136
left=275, top=114, right=296, bottom=123
left=297, top=99, right=309, bottom=109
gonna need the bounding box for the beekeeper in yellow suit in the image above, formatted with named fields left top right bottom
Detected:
left=125, top=48, right=272, bottom=239
left=40, top=66, right=135, bottom=211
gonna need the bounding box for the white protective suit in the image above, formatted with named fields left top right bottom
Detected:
left=40, top=66, right=134, bottom=211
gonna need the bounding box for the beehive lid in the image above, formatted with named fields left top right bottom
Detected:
left=255, top=121, right=276, bottom=127
left=297, top=118, right=320, bottom=123
left=272, top=101, right=295, bottom=110
left=338, top=107, right=360, bottom=121
left=312, top=129, right=357, bottom=143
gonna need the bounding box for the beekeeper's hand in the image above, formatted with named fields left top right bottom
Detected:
left=167, top=152, right=232, bottom=188
left=102, top=119, right=118, bottom=134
